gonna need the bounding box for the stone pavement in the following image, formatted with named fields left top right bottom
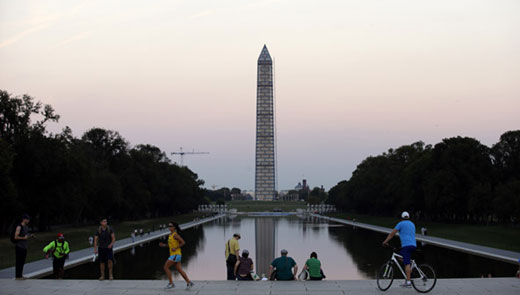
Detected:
left=0, top=214, right=225, bottom=279
left=1, top=278, right=519, bottom=295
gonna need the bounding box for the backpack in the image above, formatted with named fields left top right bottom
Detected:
left=48, top=240, right=68, bottom=257
left=98, top=225, right=112, bottom=235
left=10, top=223, right=21, bottom=244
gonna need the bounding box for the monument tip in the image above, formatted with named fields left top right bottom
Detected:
left=258, top=44, right=272, bottom=62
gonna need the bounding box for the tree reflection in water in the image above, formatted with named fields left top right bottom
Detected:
left=47, top=226, right=206, bottom=280
left=327, top=225, right=516, bottom=278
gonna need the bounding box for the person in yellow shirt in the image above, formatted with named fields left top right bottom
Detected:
left=159, top=222, right=194, bottom=289
left=43, top=233, right=70, bottom=279
left=225, top=233, right=240, bottom=280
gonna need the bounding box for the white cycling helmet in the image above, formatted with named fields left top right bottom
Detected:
left=401, top=211, right=410, bottom=219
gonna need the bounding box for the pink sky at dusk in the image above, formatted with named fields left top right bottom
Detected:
left=1, top=0, right=519, bottom=191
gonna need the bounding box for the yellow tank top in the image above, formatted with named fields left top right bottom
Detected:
left=168, top=232, right=181, bottom=256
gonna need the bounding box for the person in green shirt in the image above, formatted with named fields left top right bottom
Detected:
left=303, top=252, right=325, bottom=280
left=269, top=249, right=298, bottom=280
left=43, top=233, right=70, bottom=279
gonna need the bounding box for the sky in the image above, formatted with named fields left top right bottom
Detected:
left=1, top=0, right=519, bottom=191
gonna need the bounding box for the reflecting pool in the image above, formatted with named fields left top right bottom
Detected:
left=51, top=215, right=517, bottom=280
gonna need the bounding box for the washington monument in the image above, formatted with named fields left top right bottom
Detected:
left=255, top=45, right=276, bottom=201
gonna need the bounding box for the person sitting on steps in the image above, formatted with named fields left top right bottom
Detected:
left=269, top=249, right=298, bottom=281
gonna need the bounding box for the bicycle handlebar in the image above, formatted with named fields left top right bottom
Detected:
left=382, top=244, right=401, bottom=252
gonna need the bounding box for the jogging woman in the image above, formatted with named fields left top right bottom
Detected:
left=159, top=221, right=194, bottom=289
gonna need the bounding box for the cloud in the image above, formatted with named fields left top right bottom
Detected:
left=56, top=31, right=90, bottom=47
left=190, top=10, right=214, bottom=19
left=0, top=2, right=87, bottom=49
left=0, top=23, right=49, bottom=49
left=247, top=0, right=286, bottom=9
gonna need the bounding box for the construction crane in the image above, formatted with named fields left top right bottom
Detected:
left=171, top=147, right=209, bottom=166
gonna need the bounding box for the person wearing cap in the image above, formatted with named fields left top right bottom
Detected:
left=225, top=233, right=241, bottom=280
left=382, top=211, right=417, bottom=288
left=269, top=249, right=298, bottom=280
left=43, top=233, right=70, bottom=279
left=234, top=249, right=254, bottom=280
left=13, top=214, right=33, bottom=280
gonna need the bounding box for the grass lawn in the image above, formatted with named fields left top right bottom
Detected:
left=328, top=212, right=520, bottom=253
left=0, top=212, right=205, bottom=270
left=227, top=200, right=307, bottom=212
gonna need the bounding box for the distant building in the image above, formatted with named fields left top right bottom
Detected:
left=295, top=179, right=309, bottom=191
left=278, top=190, right=299, bottom=201
left=294, top=179, right=310, bottom=200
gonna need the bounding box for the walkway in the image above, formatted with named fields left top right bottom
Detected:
left=313, top=214, right=520, bottom=264
left=1, top=278, right=519, bottom=294
left=0, top=214, right=225, bottom=279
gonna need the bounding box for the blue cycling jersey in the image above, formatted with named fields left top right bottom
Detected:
left=395, top=220, right=416, bottom=247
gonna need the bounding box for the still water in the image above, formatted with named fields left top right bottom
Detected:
left=52, top=215, right=517, bottom=280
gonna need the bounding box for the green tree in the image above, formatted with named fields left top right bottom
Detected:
left=0, top=138, right=18, bottom=232
left=492, top=130, right=520, bottom=181
left=309, top=186, right=327, bottom=203
left=493, top=180, right=520, bottom=223
left=0, top=90, right=59, bottom=144
left=306, top=195, right=321, bottom=205
left=0, top=90, right=207, bottom=232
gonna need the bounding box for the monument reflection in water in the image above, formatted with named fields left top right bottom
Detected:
left=254, top=217, right=276, bottom=277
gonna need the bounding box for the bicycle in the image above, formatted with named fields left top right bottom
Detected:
left=376, top=247, right=437, bottom=293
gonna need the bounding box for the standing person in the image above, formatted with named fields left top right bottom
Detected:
left=269, top=249, right=298, bottom=281
left=159, top=221, right=194, bottom=289
left=13, top=214, right=33, bottom=280
left=94, top=218, right=115, bottom=280
left=225, top=233, right=240, bottom=280
left=303, top=252, right=323, bottom=280
left=43, top=233, right=70, bottom=279
left=382, top=211, right=417, bottom=288
left=234, top=249, right=254, bottom=280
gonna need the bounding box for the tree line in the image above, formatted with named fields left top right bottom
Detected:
left=0, top=90, right=205, bottom=233
left=328, top=131, right=520, bottom=224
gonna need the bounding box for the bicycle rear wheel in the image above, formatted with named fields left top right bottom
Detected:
left=376, top=262, right=394, bottom=291
left=411, top=264, right=436, bottom=293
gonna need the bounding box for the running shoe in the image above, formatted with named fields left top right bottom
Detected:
left=165, top=283, right=175, bottom=289
left=400, top=282, right=412, bottom=288
left=187, top=282, right=194, bottom=288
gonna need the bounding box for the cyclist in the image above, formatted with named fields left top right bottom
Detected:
left=382, top=211, right=416, bottom=288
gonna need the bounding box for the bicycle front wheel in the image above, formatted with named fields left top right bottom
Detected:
left=376, top=262, right=395, bottom=291
left=411, top=264, right=436, bottom=293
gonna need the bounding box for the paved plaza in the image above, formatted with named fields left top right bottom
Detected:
left=1, top=278, right=519, bottom=295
